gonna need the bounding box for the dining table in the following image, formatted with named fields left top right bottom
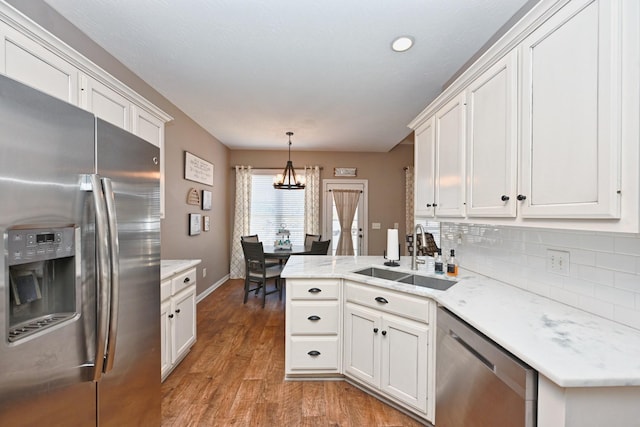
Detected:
left=263, top=244, right=310, bottom=262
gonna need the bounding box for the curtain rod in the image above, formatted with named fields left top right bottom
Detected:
left=231, top=166, right=323, bottom=170
left=327, top=189, right=363, bottom=193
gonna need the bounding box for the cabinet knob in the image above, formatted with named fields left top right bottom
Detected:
left=183, top=277, right=190, bottom=283
left=374, top=296, right=389, bottom=304
left=307, top=315, right=321, bottom=321
left=432, top=203, right=438, bottom=207
left=501, top=195, right=510, bottom=201
left=307, top=350, right=321, bottom=357
left=168, top=314, right=174, bottom=319
left=308, top=288, right=322, bottom=293
left=426, top=204, right=432, bottom=207
left=517, top=194, right=527, bottom=201
left=175, top=309, right=181, bottom=314
left=373, top=328, right=379, bottom=333
left=381, top=330, right=387, bottom=336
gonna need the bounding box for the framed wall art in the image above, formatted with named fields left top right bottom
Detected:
left=185, top=151, right=214, bottom=186
left=203, top=216, right=210, bottom=232
left=202, top=190, right=212, bottom=210
left=189, top=213, right=202, bottom=235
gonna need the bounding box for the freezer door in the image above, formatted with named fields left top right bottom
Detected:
left=95, top=119, right=161, bottom=426
left=0, top=76, right=98, bottom=424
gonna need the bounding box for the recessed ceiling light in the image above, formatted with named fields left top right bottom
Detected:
left=391, top=36, right=414, bottom=52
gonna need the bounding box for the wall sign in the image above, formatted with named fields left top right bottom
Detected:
left=334, top=167, right=357, bottom=177
left=185, top=151, right=214, bottom=186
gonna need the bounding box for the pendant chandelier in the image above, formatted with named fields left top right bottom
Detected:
left=273, top=131, right=305, bottom=190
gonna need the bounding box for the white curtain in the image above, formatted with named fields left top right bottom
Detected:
left=405, top=166, right=414, bottom=256
left=332, top=189, right=361, bottom=256
left=230, top=165, right=252, bottom=279
left=304, top=166, right=321, bottom=236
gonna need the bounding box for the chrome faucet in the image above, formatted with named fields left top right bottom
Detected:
left=412, top=223, right=427, bottom=270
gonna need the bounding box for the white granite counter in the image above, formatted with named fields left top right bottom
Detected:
left=282, top=255, right=640, bottom=388
left=161, top=259, right=201, bottom=280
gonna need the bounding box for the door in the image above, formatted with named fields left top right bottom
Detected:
left=466, top=51, right=518, bottom=217
left=343, top=303, right=380, bottom=388
left=435, top=93, right=466, bottom=217
left=323, top=180, right=368, bottom=255
left=95, top=119, right=161, bottom=426
left=519, top=0, right=620, bottom=218
left=414, top=117, right=436, bottom=217
left=380, top=315, right=429, bottom=413
left=0, top=75, right=96, bottom=425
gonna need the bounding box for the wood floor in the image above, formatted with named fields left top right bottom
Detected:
left=161, top=279, right=426, bottom=426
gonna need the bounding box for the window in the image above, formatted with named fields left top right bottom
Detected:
left=250, top=170, right=305, bottom=245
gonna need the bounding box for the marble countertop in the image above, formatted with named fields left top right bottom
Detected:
left=161, top=259, right=201, bottom=280
left=282, top=255, right=640, bottom=388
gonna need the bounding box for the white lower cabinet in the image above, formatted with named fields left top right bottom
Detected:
left=161, top=267, right=197, bottom=381
left=343, top=281, right=433, bottom=420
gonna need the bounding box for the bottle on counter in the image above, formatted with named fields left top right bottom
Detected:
left=434, top=249, right=444, bottom=275
left=447, top=249, right=458, bottom=277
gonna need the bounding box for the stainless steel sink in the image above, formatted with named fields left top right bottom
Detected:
left=353, top=267, right=457, bottom=291
left=397, top=274, right=457, bottom=291
left=353, top=267, right=409, bottom=281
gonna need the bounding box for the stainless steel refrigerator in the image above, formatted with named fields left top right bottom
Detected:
left=0, top=74, right=161, bottom=426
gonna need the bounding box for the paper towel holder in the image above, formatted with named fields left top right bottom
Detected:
left=383, top=246, right=401, bottom=267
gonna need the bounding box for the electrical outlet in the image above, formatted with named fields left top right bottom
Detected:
left=203, top=268, right=207, bottom=278
left=546, top=249, right=570, bottom=275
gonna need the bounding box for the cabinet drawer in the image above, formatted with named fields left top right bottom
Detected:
left=290, top=301, right=339, bottom=335
left=345, top=281, right=430, bottom=323
left=289, top=336, right=339, bottom=371
left=171, top=268, right=196, bottom=295
left=161, top=279, right=171, bottom=302
left=289, top=279, right=340, bottom=300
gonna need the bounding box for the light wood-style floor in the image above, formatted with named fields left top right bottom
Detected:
left=161, top=278, right=426, bottom=426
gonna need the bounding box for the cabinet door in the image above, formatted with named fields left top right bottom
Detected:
left=380, top=315, right=429, bottom=413
left=80, top=75, right=131, bottom=130
left=172, top=286, right=196, bottom=363
left=466, top=51, right=518, bottom=217
left=414, top=117, right=436, bottom=217
left=160, top=299, right=172, bottom=381
left=343, top=303, right=380, bottom=388
left=520, top=0, right=620, bottom=218
left=435, top=93, right=466, bottom=217
left=0, top=22, right=79, bottom=104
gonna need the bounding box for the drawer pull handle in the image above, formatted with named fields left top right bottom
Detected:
left=375, top=296, right=389, bottom=304
left=308, top=315, right=321, bottom=321
left=307, top=350, right=321, bottom=357
left=308, top=288, right=322, bottom=293
left=183, top=277, right=190, bottom=283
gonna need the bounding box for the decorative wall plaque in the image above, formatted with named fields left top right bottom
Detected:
left=185, top=151, right=214, bottom=186
left=202, top=190, right=212, bottom=210
left=203, top=216, right=210, bottom=232
left=334, top=167, right=357, bottom=177
left=186, top=188, right=200, bottom=205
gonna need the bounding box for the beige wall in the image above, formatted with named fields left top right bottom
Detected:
left=9, top=0, right=231, bottom=296
left=229, top=142, right=413, bottom=255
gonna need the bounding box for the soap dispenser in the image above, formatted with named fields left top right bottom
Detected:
left=447, top=249, right=458, bottom=277
left=434, top=249, right=444, bottom=275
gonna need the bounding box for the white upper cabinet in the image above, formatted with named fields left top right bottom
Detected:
left=0, top=22, right=79, bottom=104
left=434, top=93, right=466, bottom=218
left=466, top=51, right=518, bottom=217
left=414, top=117, right=436, bottom=217
left=519, top=0, right=621, bottom=219
left=80, top=75, right=131, bottom=130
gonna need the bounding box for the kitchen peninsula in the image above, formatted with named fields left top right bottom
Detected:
left=281, top=255, right=640, bottom=426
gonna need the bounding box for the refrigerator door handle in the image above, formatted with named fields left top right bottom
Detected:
left=101, top=177, right=120, bottom=374
left=90, top=174, right=110, bottom=382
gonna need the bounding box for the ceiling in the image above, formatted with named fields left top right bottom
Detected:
left=42, top=0, right=532, bottom=152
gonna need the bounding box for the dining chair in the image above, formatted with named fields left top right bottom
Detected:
left=241, top=240, right=284, bottom=308
left=241, top=234, right=279, bottom=267
left=308, top=239, right=331, bottom=255
left=304, top=233, right=322, bottom=251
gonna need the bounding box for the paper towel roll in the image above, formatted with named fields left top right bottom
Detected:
left=386, top=229, right=399, bottom=261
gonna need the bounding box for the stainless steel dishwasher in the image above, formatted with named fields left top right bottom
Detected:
left=436, top=307, right=537, bottom=427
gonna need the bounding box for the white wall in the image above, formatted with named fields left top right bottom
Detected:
left=440, top=222, right=640, bottom=330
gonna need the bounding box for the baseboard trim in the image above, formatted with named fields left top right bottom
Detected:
left=196, top=274, right=229, bottom=303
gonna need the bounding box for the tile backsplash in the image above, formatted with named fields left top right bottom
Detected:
left=440, top=222, right=640, bottom=331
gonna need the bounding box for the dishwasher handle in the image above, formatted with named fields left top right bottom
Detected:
left=450, top=330, right=495, bottom=372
